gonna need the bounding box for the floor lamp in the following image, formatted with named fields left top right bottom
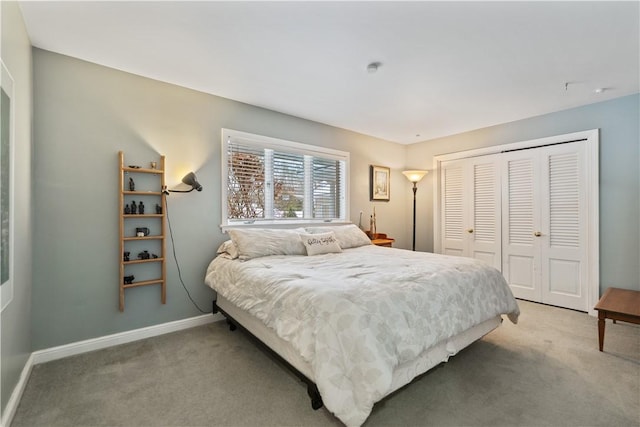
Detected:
left=402, top=170, right=428, bottom=251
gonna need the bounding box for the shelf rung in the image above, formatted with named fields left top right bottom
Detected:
left=123, top=257, right=165, bottom=265
left=123, top=236, right=165, bottom=241
left=123, top=191, right=163, bottom=196
left=123, top=279, right=164, bottom=289
left=122, top=167, right=164, bottom=174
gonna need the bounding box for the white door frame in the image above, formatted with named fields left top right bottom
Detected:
left=433, top=129, right=599, bottom=315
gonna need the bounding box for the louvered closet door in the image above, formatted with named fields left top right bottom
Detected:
left=539, top=141, right=588, bottom=311
left=441, top=161, right=466, bottom=257
left=502, top=141, right=589, bottom=311
left=469, top=157, right=501, bottom=270
left=440, top=156, right=501, bottom=270
left=502, top=153, right=541, bottom=302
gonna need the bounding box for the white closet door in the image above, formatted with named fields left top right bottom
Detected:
left=441, top=161, right=466, bottom=257
left=440, top=156, right=501, bottom=270
left=469, top=157, right=502, bottom=270
left=502, top=141, right=589, bottom=311
left=539, top=141, right=589, bottom=311
left=502, top=153, right=541, bottom=302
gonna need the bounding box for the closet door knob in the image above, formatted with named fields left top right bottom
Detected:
left=534, top=231, right=542, bottom=237
left=467, top=228, right=474, bottom=233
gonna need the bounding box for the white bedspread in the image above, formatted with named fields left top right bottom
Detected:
left=204, top=245, right=519, bottom=426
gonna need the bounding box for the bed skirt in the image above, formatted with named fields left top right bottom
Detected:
left=214, top=295, right=502, bottom=404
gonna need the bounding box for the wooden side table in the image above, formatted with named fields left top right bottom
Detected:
left=368, top=233, right=394, bottom=247
left=594, top=287, right=640, bottom=351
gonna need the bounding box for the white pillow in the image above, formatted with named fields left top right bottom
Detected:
left=305, top=224, right=372, bottom=249
left=216, top=240, right=239, bottom=259
left=300, top=232, right=343, bottom=256
left=227, top=228, right=307, bottom=260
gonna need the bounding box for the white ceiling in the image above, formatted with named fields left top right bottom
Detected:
left=18, top=1, right=640, bottom=144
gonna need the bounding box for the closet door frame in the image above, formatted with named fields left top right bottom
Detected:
left=433, top=129, right=599, bottom=315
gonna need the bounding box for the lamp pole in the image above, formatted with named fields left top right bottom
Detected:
left=402, top=170, right=428, bottom=252
left=411, top=182, right=417, bottom=251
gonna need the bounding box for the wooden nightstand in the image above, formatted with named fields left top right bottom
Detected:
left=368, top=233, right=395, bottom=247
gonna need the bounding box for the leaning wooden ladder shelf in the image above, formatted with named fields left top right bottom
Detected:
left=118, top=151, right=167, bottom=311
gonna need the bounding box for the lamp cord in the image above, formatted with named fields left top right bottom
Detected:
left=165, top=197, right=211, bottom=314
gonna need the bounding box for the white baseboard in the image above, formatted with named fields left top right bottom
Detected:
left=2, top=313, right=222, bottom=426
left=33, top=313, right=222, bottom=364
left=1, top=353, right=34, bottom=427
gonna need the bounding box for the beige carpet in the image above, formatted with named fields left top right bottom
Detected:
left=11, top=300, right=640, bottom=426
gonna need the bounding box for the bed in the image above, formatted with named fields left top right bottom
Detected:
left=204, top=225, right=519, bottom=427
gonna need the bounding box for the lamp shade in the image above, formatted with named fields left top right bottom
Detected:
left=167, top=172, right=203, bottom=193
left=402, top=170, right=428, bottom=183
left=182, top=172, right=203, bottom=192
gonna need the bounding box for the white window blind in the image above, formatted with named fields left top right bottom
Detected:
left=222, top=129, right=349, bottom=228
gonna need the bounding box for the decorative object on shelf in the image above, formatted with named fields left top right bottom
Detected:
left=402, top=170, right=429, bottom=251
left=129, top=177, right=135, bottom=191
left=123, top=251, right=130, bottom=262
left=139, top=201, right=145, bottom=214
left=368, top=206, right=378, bottom=237
left=370, top=165, right=390, bottom=201
left=130, top=200, right=137, bottom=214
left=128, top=165, right=141, bottom=169
left=151, top=253, right=159, bottom=259
left=373, top=206, right=377, bottom=235
left=123, top=275, right=134, bottom=284
left=150, top=161, right=157, bottom=169
left=168, top=171, right=203, bottom=193
left=138, top=250, right=151, bottom=260
left=136, top=227, right=150, bottom=236
left=155, top=203, right=162, bottom=214
left=124, top=204, right=131, bottom=214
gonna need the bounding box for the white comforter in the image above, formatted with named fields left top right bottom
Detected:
left=204, top=245, right=519, bottom=426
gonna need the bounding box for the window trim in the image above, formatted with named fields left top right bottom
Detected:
left=221, top=128, right=350, bottom=231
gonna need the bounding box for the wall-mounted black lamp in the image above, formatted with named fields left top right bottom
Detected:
left=164, top=172, right=203, bottom=194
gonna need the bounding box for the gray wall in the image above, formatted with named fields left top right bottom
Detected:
left=1, top=1, right=33, bottom=416
left=31, top=49, right=408, bottom=350
left=407, top=94, right=640, bottom=293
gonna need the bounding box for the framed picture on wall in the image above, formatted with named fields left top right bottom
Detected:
left=370, top=165, right=390, bottom=201
left=1, top=59, right=15, bottom=312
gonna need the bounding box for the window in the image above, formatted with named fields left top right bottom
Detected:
left=221, top=129, right=349, bottom=229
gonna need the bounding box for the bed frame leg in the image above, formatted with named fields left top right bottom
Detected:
left=306, top=382, right=324, bottom=410
left=213, top=300, right=237, bottom=331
